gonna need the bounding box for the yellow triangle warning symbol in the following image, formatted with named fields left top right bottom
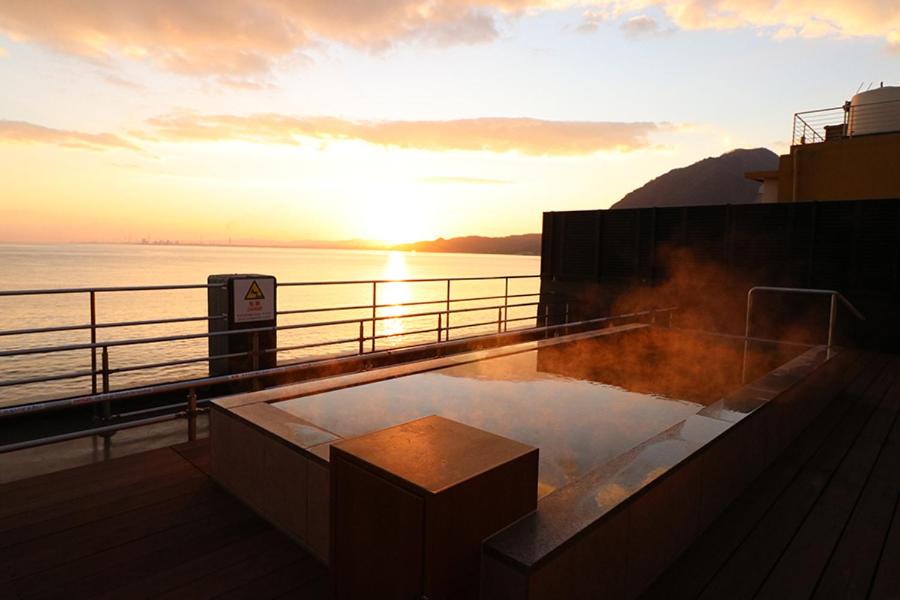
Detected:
left=244, top=280, right=265, bottom=300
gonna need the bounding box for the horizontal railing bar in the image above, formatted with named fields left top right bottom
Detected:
left=268, top=336, right=364, bottom=353
left=0, top=283, right=225, bottom=297
left=277, top=303, right=374, bottom=316
left=370, top=326, right=440, bottom=342
left=107, top=350, right=251, bottom=375
left=0, top=368, right=95, bottom=388
left=794, top=106, right=844, bottom=116
left=0, top=413, right=181, bottom=454
left=748, top=286, right=865, bottom=320
left=447, top=319, right=501, bottom=331
left=0, top=314, right=227, bottom=338
left=277, top=274, right=538, bottom=287
left=0, top=311, right=674, bottom=419
left=278, top=292, right=539, bottom=317
left=0, top=301, right=551, bottom=357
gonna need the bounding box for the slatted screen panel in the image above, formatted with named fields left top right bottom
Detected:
left=542, top=199, right=900, bottom=294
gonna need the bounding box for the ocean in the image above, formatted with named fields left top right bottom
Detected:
left=0, top=244, right=540, bottom=408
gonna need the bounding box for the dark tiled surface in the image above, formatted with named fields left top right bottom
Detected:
left=0, top=439, right=327, bottom=600
left=643, top=353, right=900, bottom=600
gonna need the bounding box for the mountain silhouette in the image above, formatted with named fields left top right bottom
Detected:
left=611, top=148, right=778, bottom=209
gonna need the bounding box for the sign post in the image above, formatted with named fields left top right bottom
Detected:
left=208, top=274, right=278, bottom=378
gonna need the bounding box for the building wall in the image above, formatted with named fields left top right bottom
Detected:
left=777, top=132, right=900, bottom=202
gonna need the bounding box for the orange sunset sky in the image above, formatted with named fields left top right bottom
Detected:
left=0, top=1, right=898, bottom=244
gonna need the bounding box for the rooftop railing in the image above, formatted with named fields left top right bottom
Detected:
left=0, top=275, right=553, bottom=414
left=792, top=96, right=900, bottom=145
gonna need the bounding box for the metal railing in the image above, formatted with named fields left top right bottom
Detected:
left=741, top=286, right=865, bottom=382
left=0, top=308, right=679, bottom=453
left=792, top=97, right=900, bottom=145
left=0, top=275, right=546, bottom=412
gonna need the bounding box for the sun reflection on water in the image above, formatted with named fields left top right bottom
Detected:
left=379, top=252, right=411, bottom=341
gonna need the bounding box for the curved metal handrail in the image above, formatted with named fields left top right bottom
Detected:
left=742, top=286, right=866, bottom=382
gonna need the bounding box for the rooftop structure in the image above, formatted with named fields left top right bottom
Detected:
left=746, top=85, right=900, bottom=203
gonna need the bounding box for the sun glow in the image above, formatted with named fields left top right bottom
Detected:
left=379, top=252, right=412, bottom=341
left=360, top=183, right=439, bottom=245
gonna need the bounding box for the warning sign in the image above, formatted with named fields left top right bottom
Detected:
left=233, top=278, right=275, bottom=323
left=244, top=280, right=265, bottom=301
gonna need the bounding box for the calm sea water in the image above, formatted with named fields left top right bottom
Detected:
left=0, top=244, right=540, bottom=407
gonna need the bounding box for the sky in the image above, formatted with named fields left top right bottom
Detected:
left=0, top=1, right=898, bottom=245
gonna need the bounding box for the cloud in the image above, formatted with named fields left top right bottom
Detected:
left=142, top=112, right=668, bottom=155
left=620, top=15, right=661, bottom=37
left=0, top=0, right=525, bottom=77
left=0, top=120, right=141, bottom=151
left=2, top=1, right=897, bottom=79
left=0, top=45, right=7, bottom=58
left=576, top=9, right=610, bottom=34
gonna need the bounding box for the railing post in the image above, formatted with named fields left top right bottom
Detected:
left=827, top=293, right=837, bottom=359
left=90, top=290, right=97, bottom=395
left=186, top=387, right=198, bottom=442
left=101, top=345, right=112, bottom=452
left=437, top=313, right=442, bottom=344
left=565, top=303, right=570, bottom=325
left=742, top=291, right=754, bottom=383
left=445, top=279, right=451, bottom=342
left=371, top=281, right=377, bottom=352
left=503, top=277, right=509, bottom=332
left=358, top=320, right=364, bottom=355
left=497, top=307, right=502, bottom=333
left=251, top=332, right=261, bottom=371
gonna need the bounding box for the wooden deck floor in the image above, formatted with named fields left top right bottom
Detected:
left=644, top=352, right=900, bottom=600
left=3, top=353, right=899, bottom=600
left=0, top=439, right=327, bottom=600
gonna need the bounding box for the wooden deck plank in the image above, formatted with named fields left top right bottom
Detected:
left=155, top=534, right=315, bottom=599
left=215, top=559, right=328, bottom=600
left=812, top=402, right=900, bottom=600
left=755, top=364, right=900, bottom=598
left=641, top=353, right=886, bottom=600
left=12, top=499, right=261, bottom=600
left=0, top=466, right=208, bottom=548
left=0, top=440, right=327, bottom=600
left=171, top=438, right=213, bottom=475
left=98, top=529, right=293, bottom=599
left=869, top=494, right=900, bottom=599
left=0, top=448, right=190, bottom=520
left=0, top=486, right=233, bottom=581
left=694, top=362, right=898, bottom=600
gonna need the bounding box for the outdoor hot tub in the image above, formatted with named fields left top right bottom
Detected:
left=209, top=322, right=856, bottom=598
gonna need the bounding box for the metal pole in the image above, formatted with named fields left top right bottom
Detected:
left=371, top=282, right=377, bottom=352
left=503, top=277, right=509, bottom=332
left=90, top=291, right=97, bottom=395
left=186, top=388, right=197, bottom=442
left=565, top=303, right=570, bottom=324
left=358, top=320, right=364, bottom=355
left=101, top=345, right=111, bottom=452
left=445, top=279, right=450, bottom=342
left=497, top=308, right=502, bottom=333
left=827, top=293, right=837, bottom=359
left=437, top=313, right=442, bottom=343
left=742, top=291, right=753, bottom=383
left=251, top=332, right=260, bottom=371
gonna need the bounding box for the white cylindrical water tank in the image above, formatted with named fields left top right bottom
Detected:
left=848, top=85, right=900, bottom=136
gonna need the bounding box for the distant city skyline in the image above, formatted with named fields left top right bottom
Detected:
left=0, top=1, right=897, bottom=244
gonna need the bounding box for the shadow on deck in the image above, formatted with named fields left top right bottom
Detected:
left=0, top=438, right=327, bottom=600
